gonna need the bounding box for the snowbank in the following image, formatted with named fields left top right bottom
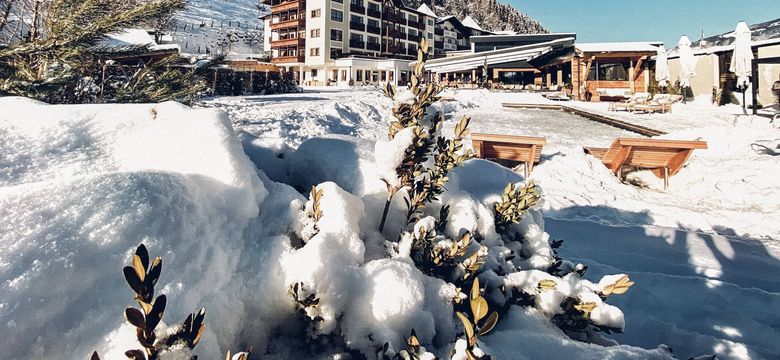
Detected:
left=0, top=98, right=277, bottom=359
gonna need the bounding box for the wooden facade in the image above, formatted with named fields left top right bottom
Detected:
left=533, top=46, right=657, bottom=101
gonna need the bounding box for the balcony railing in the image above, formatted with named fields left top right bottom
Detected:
left=349, top=22, right=365, bottom=31
left=434, top=40, right=444, bottom=49
left=434, top=28, right=443, bottom=36
left=271, top=55, right=305, bottom=63
left=349, top=39, right=365, bottom=48
left=350, top=3, right=365, bottom=13
left=366, top=8, right=380, bottom=18
left=407, top=33, right=420, bottom=42
left=271, top=0, right=305, bottom=13
left=270, top=38, right=306, bottom=47
left=407, top=20, right=421, bottom=29
left=382, top=9, right=403, bottom=22
left=383, top=43, right=403, bottom=53
left=270, top=18, right=306, bottom=30
left=367, top=25, right=380, bottom=34
left=367, top=42, right=380, bottom=51
left=407, top=47, right=417, bottom=55
left=384, top=28, right=405, bottom=39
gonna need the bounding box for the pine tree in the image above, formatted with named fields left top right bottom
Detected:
left=0, top=0, right=211, bottom=104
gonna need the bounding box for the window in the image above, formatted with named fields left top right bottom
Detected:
left=427, top=32, right=433, bottom=39
left=351, top=15, right=364, bottom=24
left=350, top=33, right=363, bottom=41
left=333, top=0, right=343, bottom=3
left=427, top=19, right=434, bottom=26
left=408, top=28, right=417, bottom=36
left=368, top=19, right=379, bottom=28
left=350, top=0, right=363, bottom=6
left=330, top=48, right=343, bottom=58
left=311, top=9, right=321, bottom=18
left=311, top=69, right=318, bottom=77
left=331, top=9, right=343, bottom=22
left=340, top=70, right=347, bottom=81
left=330, top=29, right=343, bottom=41
left=408, top=14, right=417, bottom=23
left=311, top=29, right=320, bottom=38
left=310, top=48, right=320, bottom=56
left=356, top=70, right=363, bottom=82
left=408, top=44, right=417, bottom=53
left=332, top=69, right=338, bottom=80
left=587, top=61, right=629, bottom=81
left=367, top=36, right=379, bottom=44
left=368, top=2, right=379, bottom=11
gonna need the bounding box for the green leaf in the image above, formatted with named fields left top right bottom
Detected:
left=471, top=296, right=488, bottom=323
left=478, top=311, right=498, bottom=336
left=124, top=307, right=146, bottom=329
left=456, top=311, right=474, bottom=341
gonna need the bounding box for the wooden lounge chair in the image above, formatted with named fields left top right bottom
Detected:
left=609, top=92, right=650, bottom=112
left=471, top=133, right=546, bottom=178
left=584, top=138, right=708, bottom=190
left=631, top=94, right=683, bottom=114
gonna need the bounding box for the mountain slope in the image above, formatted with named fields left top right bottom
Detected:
left=172, top=0, right=263, bottom=55
left=415, top=0, right=547, bottom=34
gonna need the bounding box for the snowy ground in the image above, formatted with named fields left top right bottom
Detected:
left=197, top=88, right=780, bottom=359
left=1, top=88, right=778, bottom=359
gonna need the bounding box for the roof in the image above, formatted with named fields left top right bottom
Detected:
left=667, top=17, right=780, bottom=57
left=416, top=3, right=437, bottom=18
left=424, top=37, right=576, bottom=73
left=471, top=33, right=577, bottom=43
left=99, top=28, right=180, bottom=53
left=461, top=16, right=482, bottom=31
left=576, top=42, right=662, bottom=53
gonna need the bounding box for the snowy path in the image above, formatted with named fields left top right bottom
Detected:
left=547, top=218, right=780, bottom=360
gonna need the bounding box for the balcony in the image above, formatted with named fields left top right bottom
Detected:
left=271, top=55, right=305, bottom=63
left=434, top=28, right=443, bottom=36
left=407, top=20, right=421, bottom=29
left=367, top=25, right=380, bottom=34
left=350, top=3, right=365, bottom=13
left=407, top=47, right=417, bottom=55
left=349, top=22, right=365, bottom=31
left=383, top=43, right=403, bottom=54
left=270, top=18, right=305, bottom=31
left=271, top=0, right=305, bottom=13
left=367, top=8, right=380, bottom=18
left=384, top=28, right=405, bottom=39
left=383, top=9, right=403, bottom=22
left=434, top=40, right=444, bottom=49
left=407, top=33, right=420, bottom=42
left=349, top=39, right=365, bottom=49
left=457, top=44, right=470, bottom=51
left=367, top=42, right=380, bottom=51
left=270, top=38, right=305, bottom=47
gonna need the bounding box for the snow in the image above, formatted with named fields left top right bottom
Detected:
left=576, top=42, right=661, bottom=53
left=3, top=85, right=780, bottom=360
left=417, top=3, right=438, bottom=18
left=173, top=0, right=263, bottom=55
left=461, top=16, right=483, bottom=31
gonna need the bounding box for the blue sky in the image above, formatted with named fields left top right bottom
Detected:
left=508, top=0, right=780, bottom=48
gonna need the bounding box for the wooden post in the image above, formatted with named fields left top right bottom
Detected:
left=663, top=167, right=669, bottom=191
left=752, top=59, right=759, bottom=115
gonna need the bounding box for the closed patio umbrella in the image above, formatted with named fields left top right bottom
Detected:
left=678, top=36, right=696, bottom=101
left=730, top=21, right=754, bottom=109
left=655, top=45, right=670, bottom=90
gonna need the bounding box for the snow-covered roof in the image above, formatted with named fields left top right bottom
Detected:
left=461, top=16, right=483, bottom=31
left=668, top=17, right=780, bottom=57
left=576, top=42, right=662, bottom=53
left=424, top=37, right=576, bottom=73
left=416, top=3, right=437, bottom=18
left=100, top=28, right=180, bottom=52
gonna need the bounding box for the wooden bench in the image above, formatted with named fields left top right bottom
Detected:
left=584, top=138, right=708, bottom=190
left=471, top=133, right=546, bottom=178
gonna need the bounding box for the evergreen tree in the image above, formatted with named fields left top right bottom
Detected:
left=0, top=0, right=210, bottom=104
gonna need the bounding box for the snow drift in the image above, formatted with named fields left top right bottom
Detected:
left=1, top=97, right=673, bottom=359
